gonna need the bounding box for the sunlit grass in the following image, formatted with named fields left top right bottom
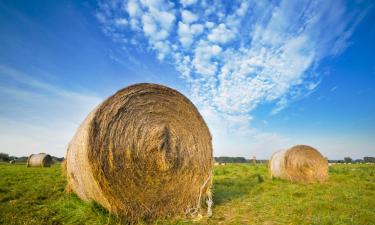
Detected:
left=0, top=163, right=374, bottom=224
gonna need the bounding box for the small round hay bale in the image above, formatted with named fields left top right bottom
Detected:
left=27, top=153, right=52, bottom=167
left=269, top=145, right=328, bottom=182
left=65, top=83, right=213, bottom=221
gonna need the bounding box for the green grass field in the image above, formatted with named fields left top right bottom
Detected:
left=0, top=163, right=374, bottom=225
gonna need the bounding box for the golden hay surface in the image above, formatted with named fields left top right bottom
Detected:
left=65, top=83, right=213, bottom=222
left=269, top=145, right=328, bottom=183
left=27, top=153, right=52, bottom=167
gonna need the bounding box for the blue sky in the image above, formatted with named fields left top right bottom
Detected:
left=0, top=0, right=374, bottom=159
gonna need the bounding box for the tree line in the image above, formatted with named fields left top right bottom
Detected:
left=0, top=153, right=64, bottom=162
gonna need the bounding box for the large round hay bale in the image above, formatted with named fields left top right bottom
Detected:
left=27, top=153, right=52, bottom=167
left=65, top=83, right=213, bottom=221
left=269, top=145, right=328, bottom=182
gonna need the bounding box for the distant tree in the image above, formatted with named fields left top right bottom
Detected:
left=0, top=153, right=10, bottom=162
left=16, top=156, right=28, bottom=162
left=364, top=157, right=375, bottom=163
left=214, top=156, right=247, bottom=163
left=51, top=156, right=64, bottom=162
left=9, top=156, right=17, bottom=160
left=344, top=157, right=352, bottom=163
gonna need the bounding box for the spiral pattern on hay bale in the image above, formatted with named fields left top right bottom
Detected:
left=269, top=145, right=328, bottom=182
left=65, top=83, right=213, bottom=221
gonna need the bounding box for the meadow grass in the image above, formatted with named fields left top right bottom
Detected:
left=0, top=162, right=374, bottom=225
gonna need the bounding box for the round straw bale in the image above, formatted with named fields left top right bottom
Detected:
left=269, top=145, right=328, bottom=182
left=27, top=153, right=52, bottom=167
left=65, top=83, right=213, bottom=221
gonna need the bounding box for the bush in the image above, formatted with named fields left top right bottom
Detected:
left=0, top=153, right=10, bottom=162
left=344, top=157, right=352, bottom=163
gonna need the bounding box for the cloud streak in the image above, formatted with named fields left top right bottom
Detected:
left=0, top=65, right=102, bottom=156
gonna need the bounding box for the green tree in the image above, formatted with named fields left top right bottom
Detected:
left=344, top=157, right=352, bottom=163
left=0, top=152, right=10, bottom=162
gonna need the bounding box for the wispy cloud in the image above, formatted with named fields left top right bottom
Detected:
left=331, top=86, right=338, bottom=92
left=97, top=0, right=365, bottom=118
left=0, top=65, right=102, bottom=156
left=96, top=0, right=368, bottom=155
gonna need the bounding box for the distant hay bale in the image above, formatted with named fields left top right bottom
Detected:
left=65, top=83, right=213, bottom=221
left=269, top=145, right=328, bottom=182
left=27, top=153, right=52, bottom=167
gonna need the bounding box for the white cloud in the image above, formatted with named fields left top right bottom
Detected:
left=181, top=9, right=198, bottom=24
left=205, top=21, right=214, bottom=28
left=126, top=0, right=142, bottom=29
left=115, top=18, right=128, bottom=26
left=153, top=40, right=170, bottom=60
left=177, top=22, right=192, bottom=47
left=207, top=23, right=236, bottom=44
left=236, top=1, right=250, bottom=16
left=190, top=23, right=204, bottom=34
left=96, top=0, right=367, bottom=156
left=192, top=40, right=221, bottom=76
left=126, top=0, right=140, bottom=17
left=95, top=12, right=106, bottom=23
left=180, top=0, right=197, bottom=7
left=177, top=22, right=204, bottom=47
left=142, top=13, right=157, bottom=36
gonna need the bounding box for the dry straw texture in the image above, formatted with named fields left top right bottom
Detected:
left=65, top=83, right=213, bottom=222
left=27, top=153, right=52, bottom=167
left=269, top=145, right=328, bottom=183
